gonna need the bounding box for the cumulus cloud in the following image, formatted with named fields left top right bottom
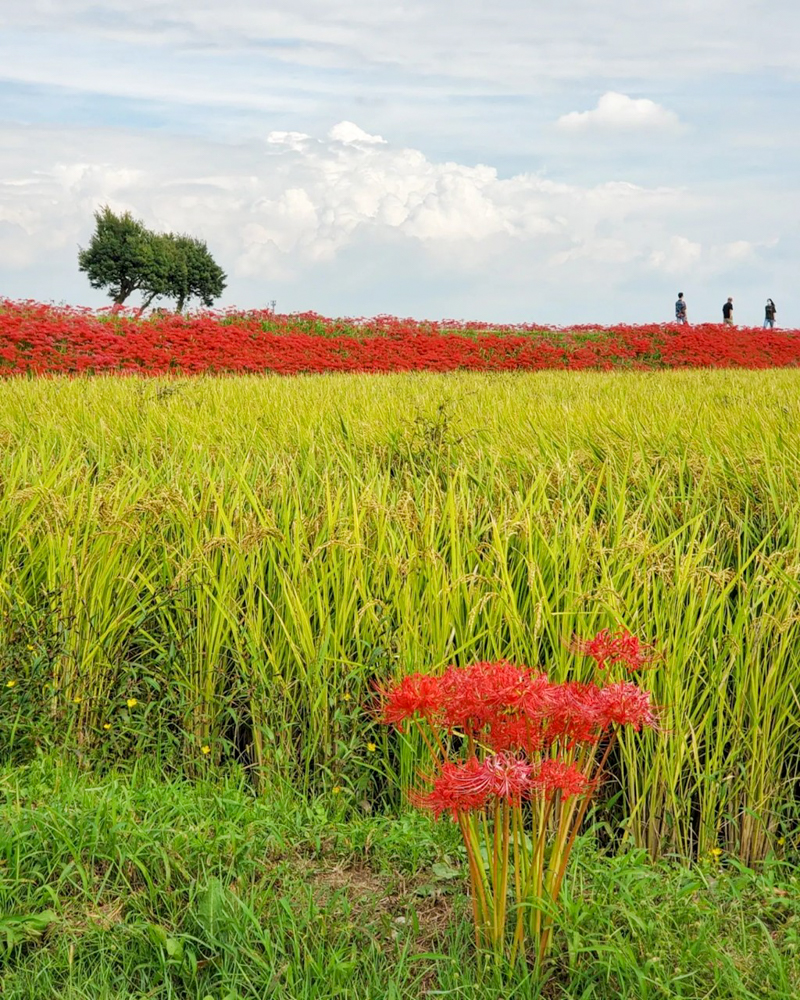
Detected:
left=0, top=121, right=792, bottom=323
left=557, top=92, right=683, bottom=133
left=327, top=122, right=386, bottom=145
left=0, top=122, right=686, bottom=274
left=648, top=236, right=702, bottom=274
left=0, top=1, right=795, bottom=324
left=647, top=236, right=776, bottom=277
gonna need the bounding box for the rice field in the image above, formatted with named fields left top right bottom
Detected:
left=1, top=370, right=799, bottom=869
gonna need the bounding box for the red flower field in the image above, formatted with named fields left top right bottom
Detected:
left=1, top=299, right=799, bottom=375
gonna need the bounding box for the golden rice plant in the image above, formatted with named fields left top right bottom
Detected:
left=0, top=371, right=798, bottom=862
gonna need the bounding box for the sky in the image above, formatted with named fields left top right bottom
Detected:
left=1, top=1, right=798, bottom=325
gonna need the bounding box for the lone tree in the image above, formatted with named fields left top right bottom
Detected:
left=164, top=234, right=228, bottom=312
left=78, top=206, right=226, bottom=311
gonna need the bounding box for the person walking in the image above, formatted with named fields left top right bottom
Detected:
left=722, top=297, right=734, bottom=325
left=764, top=298, right=776, bottom=329
left=675, top=292, right=688, bottom=324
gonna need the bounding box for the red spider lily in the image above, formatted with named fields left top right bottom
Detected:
left=414, top=757, right=494, bottom=817
left=438, top=660, right=540, bottom=731
left=543, top=681, right=604, bottom=746
left=482, top=753, right=535, bottom=801
left=2, top=300, right=799, bottom=375
left=376, top=672, right=443, bottom=729
left=595, top=681, right=658, bottom=731
left=486, top=713, right=545, bottom=755
left=519, top=670, right=554, bottom=719
left=376, top=637, right=662, bottom=964
left=415, top=753, right=534, bottom=817
left=533, top=758, right=590, bottom=798
left=572, top=627, right=656, bottom=672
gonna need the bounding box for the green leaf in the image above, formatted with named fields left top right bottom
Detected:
left=165, top=936, right=184, bottom=960
left=146, top=923, right=169, bottom=949
left=431, top=862, right=461, bottom=881
left=196, top=877, right=230, bottom=943
left=0, top=910, right=57, bottom=951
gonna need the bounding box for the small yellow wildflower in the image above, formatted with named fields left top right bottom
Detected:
left=26, top=645, right=34, bottom=651
left=332, top=785, right=342, bottom=795
left=201, top=745, right=211, bottom=755
left=73, top=696, right=82, bottom=704
left=6, top=679, right=16, bottom=688
left=126, top=698, right=138, bottom=708
left=343, top=693, right=351, bottom=701
left=103, top=723, right=112, bottom=731
left=778, top=837, right=786, bottom=846
left=710, top=848, right=722, bottom=858
left=367, top=742, right=377, bottom=753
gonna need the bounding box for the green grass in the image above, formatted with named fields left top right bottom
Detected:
left=0, top=371, right=799, bottom=865
left=1, top=758, right=798, bottom=999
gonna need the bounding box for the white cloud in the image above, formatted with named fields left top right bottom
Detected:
left=0, top=123, right=616, bottom=265
left=718, top=239, right=755, bottom=262
left=557, top=92, right=683, bottom=133
left=648, top=236, right=777, bottom=277
left=267, top=131, right=312, bottom=150
left=648, top=236, right=702, bottom=274
left=3, top=0, right=799, bottom=90
left=0, top=1, right=795, bottom=325
left=0, top=120, right=794, bottom=324
left=327, top=122, right=386, bottom=145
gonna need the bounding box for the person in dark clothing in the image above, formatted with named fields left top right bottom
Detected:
left=722, top=298, right=734, bottom=325
left=764, top=299, right=776, bottom=329
left=675, top=292, right=688, bottom=324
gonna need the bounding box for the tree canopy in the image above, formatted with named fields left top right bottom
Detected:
left=78, top=206, right=227, bottom=311
left=164, top=235, right=227, bottom=313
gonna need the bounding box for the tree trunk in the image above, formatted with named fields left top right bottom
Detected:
left=114, top=279, right=137, bottom=305
left=139, top=291, right=159, bottom=314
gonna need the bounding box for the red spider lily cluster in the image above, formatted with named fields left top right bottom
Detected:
left=379, top=655, right=657, bottom=815
left=376, top=628, right=659, bottom=965
left=2, top=300, right=799, bottom=375
left=416, top=754, right=590, bottom=819
left=570, top=626, right=657, bottom=672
